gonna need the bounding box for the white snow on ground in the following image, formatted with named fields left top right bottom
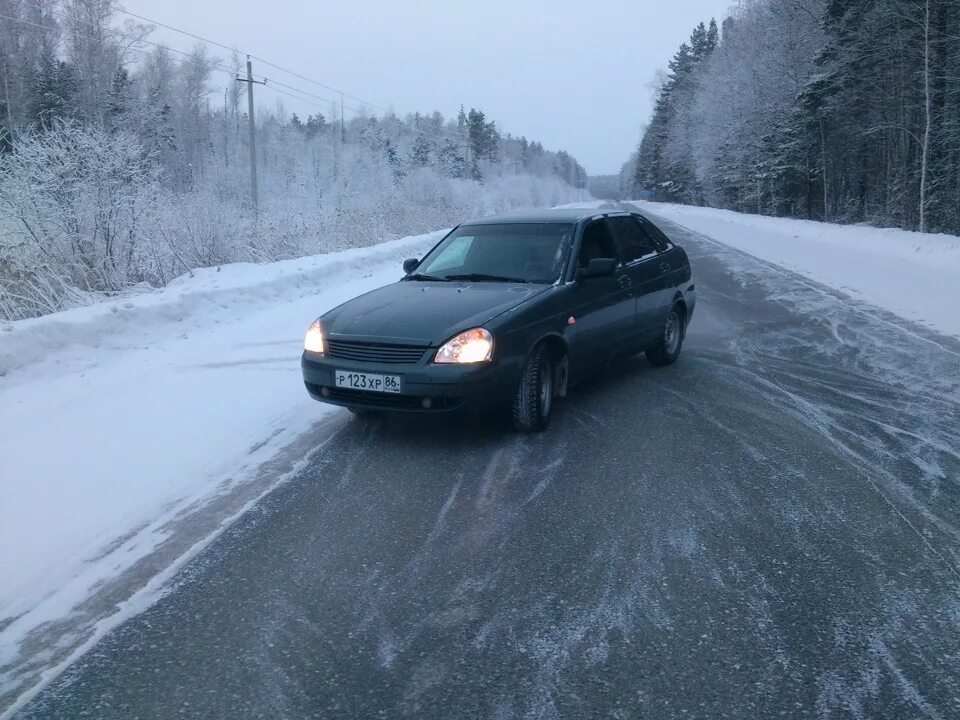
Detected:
left=634, top=201, right=960, bottom=339
left=4, top=197, right=957, bottom=710
left=555, top=200, right=610, bottom=210
left=0, top=230, right=444, bottom=671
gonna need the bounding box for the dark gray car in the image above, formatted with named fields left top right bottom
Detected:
left=301, top=208, right=696, bottom=432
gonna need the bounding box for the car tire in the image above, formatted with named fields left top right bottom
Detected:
left=512, top=344, right=555, bottom=433
left=646, top=305, right=685, bottom=367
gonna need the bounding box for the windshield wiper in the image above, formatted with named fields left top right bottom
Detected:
left=443, top=273, right=529, bottom=284
left=404, top=273, right=447, bottom=282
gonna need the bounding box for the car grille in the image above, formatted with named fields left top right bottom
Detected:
left=325, top=340, right=427, bottom=364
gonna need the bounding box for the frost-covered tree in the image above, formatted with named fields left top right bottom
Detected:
left=0, top=122, right=161, bottom=316
left=628, top=0, right=960, bottom=234
left=0, top=2, right=586, bottom=320
left=28, top=50, right=77, bottom=126
left=409, top=135, right=432, bottom=168
left=633, top=20, right=717, bottom=202
left=797, top=0, right=960, bottom=231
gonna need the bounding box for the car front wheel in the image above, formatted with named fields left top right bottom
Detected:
left=512, top=344, right=554, bottom=433
left=646, top=306, right=685, bottom=367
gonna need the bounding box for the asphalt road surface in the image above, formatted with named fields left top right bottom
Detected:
left=15, top=210, right=960, bottom=719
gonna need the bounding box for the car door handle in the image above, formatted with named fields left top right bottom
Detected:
left=659, top=262, right=672, bottom=274
left=618, top=275, right=631, bottom=288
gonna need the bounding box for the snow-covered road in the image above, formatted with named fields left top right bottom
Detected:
left=4, top=205, right=960, bottom=718
left=0, top=231, right=445, bottom=710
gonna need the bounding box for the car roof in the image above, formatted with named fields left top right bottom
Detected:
left=460, top=207, right=633, bottom=226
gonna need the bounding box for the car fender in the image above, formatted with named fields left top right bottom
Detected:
left=527, top=329, right=569, bottom=359
left=493, top=289, right=569, bottom=356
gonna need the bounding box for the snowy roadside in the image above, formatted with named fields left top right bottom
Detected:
left=0, top=229, right=445, bottom=706
left=634, top=201, right=960, bottom=340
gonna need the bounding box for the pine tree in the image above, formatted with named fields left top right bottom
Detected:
left=29, top=53, right=76, bottom=128
left=304, top=113, right=326, bottom=139
left=437, top=140, right=468, bottom=178
left=466, top=108, right=499, bottom=168
left=626, top=0, right=960, bottom=235
left=385, top=138, right=405, bottom=181
left=139, top=84, right=175, bottom=162
left=107, top=65, right=131, bottom=132
left=633, top=21, right=718, bottom=202
left=410, top=135, right=432, bottom=167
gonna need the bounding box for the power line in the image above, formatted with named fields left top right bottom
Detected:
left=262, top=84, right=468, bottom=150
left=4, top=5, right=241, bottom=79
left=260, top=84, right=340, bottom=116
left=114, top=6, right=390, bottom=113
left=243, top=74, right=465, bottom=146
left=262, top=78, right=366, bottom=116
left=248, top=56, right=388, bottom=114
left=27, top=0, right=470, bottom=145
left=114, top=6, right=240, bottom=56
left=262, top=76, right=466, bottom=144
left=8, top=5, right=473, bottom=149
left=110, top=6, right=469, bottom=145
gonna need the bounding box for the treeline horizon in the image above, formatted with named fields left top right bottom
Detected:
left=0, top=0, right=587, bottom=321
left=624, top=0, right=960, bottom=236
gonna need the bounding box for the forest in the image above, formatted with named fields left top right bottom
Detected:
left=0, top=0, right=586, bottom=321
left=625, top=0, right=960, bottom=236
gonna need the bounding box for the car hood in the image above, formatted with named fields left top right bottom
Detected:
left=322, top=281, right=550, bottom=345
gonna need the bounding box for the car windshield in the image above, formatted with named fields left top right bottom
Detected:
left=413, top=223, right=574, bottom=284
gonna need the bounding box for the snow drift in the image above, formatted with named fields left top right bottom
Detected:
left=636, top=201, right=960, bottom=340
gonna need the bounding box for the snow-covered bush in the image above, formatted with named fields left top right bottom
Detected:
left=0, top=1, right=587, bottom=321
left=0, top=123, right=581, bottom=321
left=0, top=123, right=163, bottom=318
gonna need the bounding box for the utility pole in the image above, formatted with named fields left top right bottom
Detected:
left=236, top=56, right=266, bottom=213
left=332, top=101, right=340, bottom=179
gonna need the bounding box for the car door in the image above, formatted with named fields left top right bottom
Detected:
left=636, top=215, right=684, bottom=326
left=566, top=218, right=634, bottom=371
left=607, top=214, right=663, bottom=338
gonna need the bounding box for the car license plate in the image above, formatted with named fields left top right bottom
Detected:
left=334, top=370, right=402, bottom=394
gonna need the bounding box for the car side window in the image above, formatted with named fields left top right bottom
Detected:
left=636, top=216, right=671, bottom=251
left=608, top=216, right=658, bottom=263
left=578, top=220, right=618, bottom=268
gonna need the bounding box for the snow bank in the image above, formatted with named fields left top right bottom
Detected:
left=554, top=200, right=611, bottom=210
left=0, top=232, right=443, bottom=381
left=0, top=230, right=444, bottom=683
left=635, top=201, right=960, bottom=339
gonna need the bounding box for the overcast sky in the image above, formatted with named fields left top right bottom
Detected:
left=122, top=0, right=732, bottom=175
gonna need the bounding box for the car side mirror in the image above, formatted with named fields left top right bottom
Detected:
left=578, top=257, right=617, bottom=280
left=402, top=258, right=420, bottom=274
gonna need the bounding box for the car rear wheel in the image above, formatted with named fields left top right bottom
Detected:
left=512, top=344, right=554, bottom=433
left=646, top=305, right=685, bottom=367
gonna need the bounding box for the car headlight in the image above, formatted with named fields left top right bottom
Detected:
left=434, top=328, right=493, bottom=364
left=304, top=320, right=325, bottom=354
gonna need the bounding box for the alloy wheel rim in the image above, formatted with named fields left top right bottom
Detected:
left=539, top=361, right=553, bottom=417
left=665, top=312, right=680, bottom=354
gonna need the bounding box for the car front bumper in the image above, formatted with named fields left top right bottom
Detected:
left=301, top=351, right=521, bottom=413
